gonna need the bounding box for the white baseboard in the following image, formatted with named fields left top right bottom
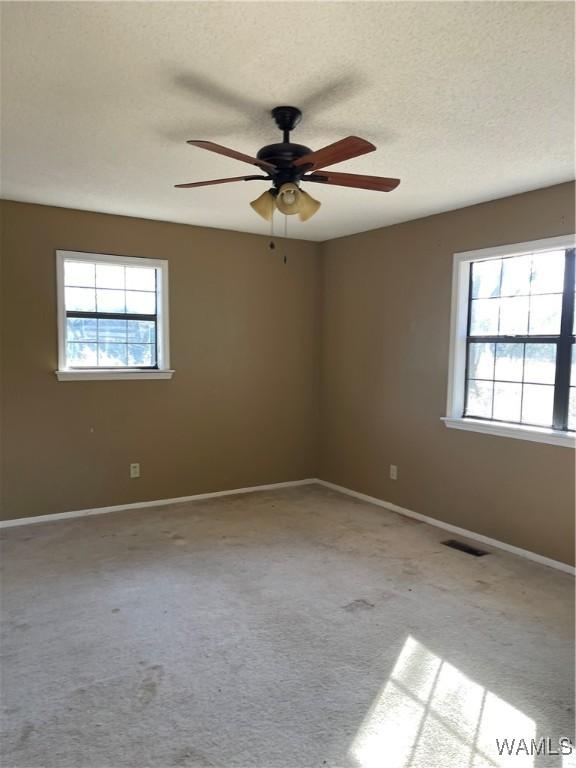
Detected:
left=0, top=479, right=316, bottom=529
left=315, top=479, right=576, bottom=576
left=2, top=476, right=573, bottom=576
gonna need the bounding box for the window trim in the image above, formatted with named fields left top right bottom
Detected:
left=55, top=250, right=174, bottom=381
left=444, top=234, right=576, bottom=448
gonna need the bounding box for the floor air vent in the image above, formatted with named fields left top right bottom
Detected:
left=442, top=539, right=489, bottom=557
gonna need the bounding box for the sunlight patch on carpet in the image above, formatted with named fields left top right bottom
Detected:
left=349, top=635, right=536, bottom=768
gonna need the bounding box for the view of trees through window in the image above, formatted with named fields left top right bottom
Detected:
left=465, top=248, right=575, bottom=431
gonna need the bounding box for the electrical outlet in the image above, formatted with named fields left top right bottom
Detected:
left=390, top=464, right=398, bottom=481
left=130, top=463, right=140, bottom=479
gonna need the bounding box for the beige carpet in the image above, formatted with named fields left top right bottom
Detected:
left=1, top=485, right=574, bottom=768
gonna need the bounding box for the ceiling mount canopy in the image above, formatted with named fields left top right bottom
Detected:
left=271, top=105, right=302, bottom=142
left=175, top=106, right=401, bottom=222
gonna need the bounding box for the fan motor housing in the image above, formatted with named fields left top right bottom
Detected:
left=257, top=142, right=312, bottom=168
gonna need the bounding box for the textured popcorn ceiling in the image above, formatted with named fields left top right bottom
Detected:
left=1, top=1, right=574, bottom=241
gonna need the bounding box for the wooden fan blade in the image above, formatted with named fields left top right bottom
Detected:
left=293, top=136, right=375, bottom=171
left=304, top=171, right=400, bottom=192
left=175, top=175, right=269, bottom=188
left=187, top=140, right=276, bottom=172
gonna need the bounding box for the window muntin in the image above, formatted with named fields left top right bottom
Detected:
left=464, top=248, right=575, bottom=431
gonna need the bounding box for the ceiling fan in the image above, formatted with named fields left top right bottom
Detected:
left=175, top=106, right=400, bottom=222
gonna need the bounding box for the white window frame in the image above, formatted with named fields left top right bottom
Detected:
left=443, top=234, right=576, bottom=448
left=55, top=250, right=174, bottom=381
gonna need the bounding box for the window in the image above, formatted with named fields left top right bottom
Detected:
left=444, top=235, right=576, bottom=447
left=56, top=251, right=173, bottom=380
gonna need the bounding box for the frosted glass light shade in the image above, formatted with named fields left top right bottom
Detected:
left=275, top=183, right=301, bottom=215
left=298, top=190, right=321, bottom=221
left=250, top=190, right=276, bottom=221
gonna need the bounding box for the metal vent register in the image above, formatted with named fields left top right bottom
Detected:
left=442, top=539, right=489, bottom=557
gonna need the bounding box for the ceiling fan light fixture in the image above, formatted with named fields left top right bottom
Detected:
left=250, top=190, right=276, bottom=221
left=297, top=190, right=321, bottom=222
left=275, top=183, right=301, bottom=215
left=178, top=108, right=400, bottom=226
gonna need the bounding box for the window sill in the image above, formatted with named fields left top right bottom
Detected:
left=442, top=417, right=575, bottom=448
left=55, top=369, right=174, bottom=381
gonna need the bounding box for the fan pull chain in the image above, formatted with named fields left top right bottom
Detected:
left=268, top=213, right=276, bottom=253
left=266, top=213, right=287, bottom=265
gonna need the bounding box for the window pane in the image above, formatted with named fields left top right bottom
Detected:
left=523, top=344, right=556, bottom=384
left=470, top=299, right=499, bottom=335
left=96, top=289, right=125, bottom=313
left=466, top=380, right=493, bottom=419
left=501, top=255, right=531, bottom=297
left=468, top=343, right=494, bottom=380
left=499, top=297, right=529, bottom=335
left=569, top=388, right=576, bottom=431
left=67, top=342, right=97, bottom=367
left=521, top=384, right=554, bottom=427
left=126, top=267, right=156, bottom=291
left=126, top=291, right=155, bottom=314
left=530, top=251, right=565, bottom=295
left=471, top=259, right=501, bottom=299
left=128, top=344, right=154, bottom=367
left=65, top=287, right=96, bottom=312
left=65, top=261, right=95, bottom=287
left=96, top=264, right=125, bottom=289
left=67, top=317, right=97, bottom=341
left=98, top=319, right=127, bottom=342
left=494, top=343, right=523, bottom=382
left=98, top=343, right=128, bottom=366
left=127, top=320, right=155, bottom=343
left=493, top=382, right=522, bottom=422
left=528, top=294, right=562, bottom=335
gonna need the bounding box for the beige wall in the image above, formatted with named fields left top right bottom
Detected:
left=320, top=182, right=576, bottom=565
left=0, top=201, right=321, bottom=519
left=2, top=186, right=575, bottom=566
